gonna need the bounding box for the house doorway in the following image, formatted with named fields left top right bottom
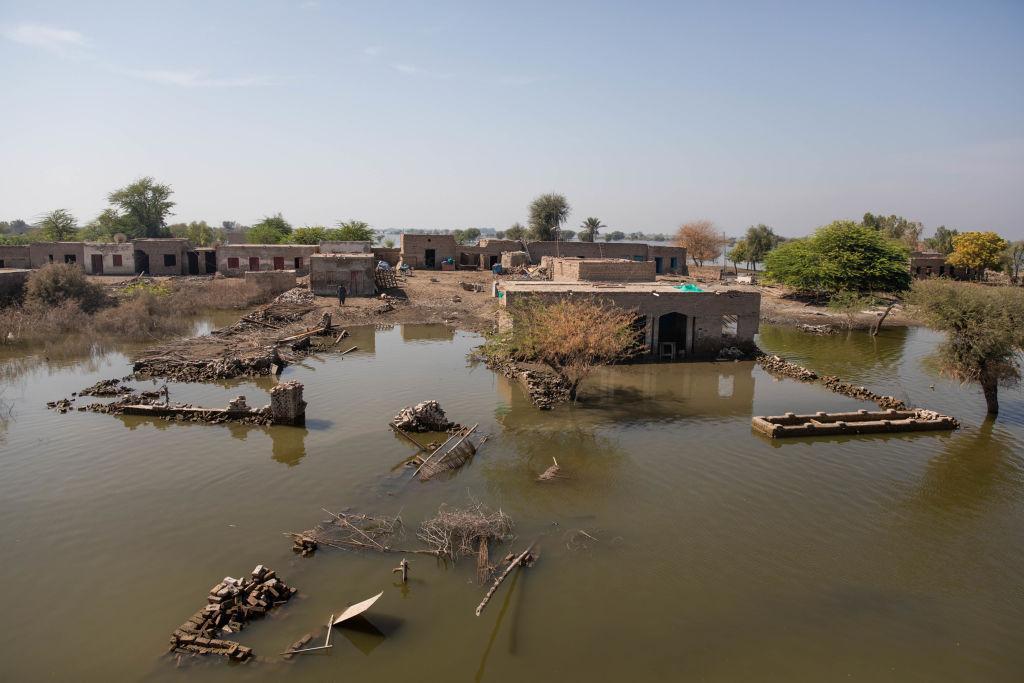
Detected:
left=134, top=250, right=149, bottom=274
left=204, top=251, right=217, bottom=273
left=273, top=256, right=285, bottom=270
left=187, top=252, right=200, bottom=275
left=654, top=257, right=663, bottom=274
left=425, top=249, right=436, bottom=268
left=90, top=254, right=103, bottom=274
left=657, top=312, right=688, bottom=360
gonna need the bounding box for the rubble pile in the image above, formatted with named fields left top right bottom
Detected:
left=79, top=378, right=133, bottom=396
left=795, top=323, right=837, bottom=335
left=392, top=400, right=455, bottom=432
left=273, top=287, right=315, bottom=305
left=757, top=354, right=908, bottom=410
left=484, top=357, right=571, bottom=410
left=169, top=565, right=297, bottom=662
left=291, top=535, right=319, bottom=557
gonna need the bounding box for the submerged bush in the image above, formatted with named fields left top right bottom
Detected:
left=24, top=264, right=107, bottom=313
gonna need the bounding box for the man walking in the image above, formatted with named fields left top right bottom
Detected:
left=337, top=283, right=347, bottom=306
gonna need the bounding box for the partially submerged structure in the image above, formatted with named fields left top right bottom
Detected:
left=496, top=281, right=760, bottom=360
left=752, top=409, right=958, bottom=438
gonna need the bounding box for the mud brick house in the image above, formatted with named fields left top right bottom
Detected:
left=0, top=245, right=31, bottom=269
left=308, top=253, right=376, bottom=296
left=29, top=242, right=85, bottom=268
left=319, top=241, right=373, bottom=253
left=549, top=257, right=656, bottom=282
left=400, top=234, right=456, bottom=268
left=83, top=242, right=134, bottom=275
left=909, top=251, right=970, bottom=279
left=524, top=241, right=687, bottom=275
left=497, top=281, right=759, bottom=360
left=133, top=239, right=189, bottom=275
left=216, top=245, right=317, bottom=276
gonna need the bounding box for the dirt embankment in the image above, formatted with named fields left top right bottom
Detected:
left=132, top=271, right=501, bottom=381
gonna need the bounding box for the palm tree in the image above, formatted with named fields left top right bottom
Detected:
left=579, top=217, right=605, bottom=242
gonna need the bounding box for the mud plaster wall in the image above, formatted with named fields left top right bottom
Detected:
left=83, top=243, right=134, bottom=275
left=308, top=254, right=376, bottom=296
left=0, top=246, right=31, bottom=269
left=29, top=242, right=85, bottom=268
left=217, top=245, right=318, bottom=276
left=400, top=234, right=456, bottom=268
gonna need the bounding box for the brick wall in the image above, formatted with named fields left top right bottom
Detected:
left=400, top=234, right=456, bottom=268
left=216, top=245, right=317, bottom=276
left=29, top=242, right=85, bottom=269
left=308, top=254, right=376, bottom=296
left=0, top=245, right=31, bottom=269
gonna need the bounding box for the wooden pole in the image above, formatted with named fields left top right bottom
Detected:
left=325, top=614, right=334, bottom=647
left=340, top=345, right=358, bottom=355
left=475, top=541, right=536, bottom=616
left=280, top=645, right=333, bottom=656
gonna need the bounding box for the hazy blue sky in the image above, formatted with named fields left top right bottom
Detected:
left=2, top=0, right=1022, bottom=238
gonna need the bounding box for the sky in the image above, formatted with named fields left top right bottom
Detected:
left=1, top=0, right=1022, bottom=239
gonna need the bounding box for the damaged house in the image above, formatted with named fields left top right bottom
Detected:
left=308, top=253, right=376, bottom=296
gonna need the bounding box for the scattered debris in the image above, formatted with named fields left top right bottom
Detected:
left=796, top=323, right=837, bottom=335
left=752, top=408, right=959, bottom=438
left=414, top=424, right=482, bottom=481
left=392, top=400, right=454, bottom=432
left=333, top=591, right=383, bottom=625
left=536, top=457, right=562, bottom=481
left=286, top=509, right=408, bottom=556
left=717, top=346, right=747, bottom=360
left=483, top=357, right=571, bottom=409
left=418, top=502, right=513, bottom=565
left=79, top=378, right=133, bottom=396
left=168, top=565, right=296, bottom=662
left=757, top=354, right=909, bottom=410
left=475, top=542, right=537, bottom=616
left=392, top=558, right=410, bottom=583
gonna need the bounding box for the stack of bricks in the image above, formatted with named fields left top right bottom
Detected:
left=169, top=565, right=297, bottom=662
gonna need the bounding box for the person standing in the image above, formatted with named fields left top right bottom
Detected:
left=337, top=283, right=347, bottom=305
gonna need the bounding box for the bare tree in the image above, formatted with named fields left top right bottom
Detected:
left=675, top=220, right=727, bottom=266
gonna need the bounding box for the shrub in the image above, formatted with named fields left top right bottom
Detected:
left=24, top=264, right=107, bottom=312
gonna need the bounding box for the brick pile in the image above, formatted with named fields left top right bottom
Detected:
left=169, top=565, right=297, bottom=662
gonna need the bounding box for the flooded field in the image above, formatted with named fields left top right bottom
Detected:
left=1, top=321, right=1022, bottom=682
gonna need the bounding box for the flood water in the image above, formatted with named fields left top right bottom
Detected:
left=1, top=320, right=1022, bottom=682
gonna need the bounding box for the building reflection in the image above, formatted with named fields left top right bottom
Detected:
left=400, top=323, right=455, bottom=343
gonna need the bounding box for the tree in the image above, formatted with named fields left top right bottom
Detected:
left=862, top=212, right=923, bottom=249
left=79, top=209, right=128, bottom=242
left=579, top=217, right=605, bottom=242
left=1005, top=240, right=1024, bottom=282
left=726, top=239, right=750, bottom=273
left=183, top=221, right=217, bottom=246
left=560, top=229, right=576, bottom=241
left=501, top=297, right=640, bottom=401
left=289, top=226, right=330, bottom=244
left=743, top=224, right=780, bottom=270
left=763, top=221, right=911, bottom=295
left=335, top=220, right=375, bottom=242
left=107, top=177, right=175, bottom=238
left=38, top=209, right=78, bottom=241
left=505, top=222, right=527, bottom=240
left=924, top=226, right=958, bottom=255
left=603, top=230, right=626, bottom=242
left=527, top=193, right=570, bottom=241
left=947, top=231, right=1008, bottom=280
left=453, top=227, right=481, bottom=245
left=247, top=213, right=292, bottom=244
left=907, top=279, right=1024, bottom=414
left=25, top=263, right=107, bottom=312
left=675, top=220, right=726, bottom=266
left=383, top=238, right=396, bottom=248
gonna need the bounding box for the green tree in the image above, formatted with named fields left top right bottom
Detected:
left=453, top=227, right=482, bottom=245
left=505, top=222, right=527, bottom=240
left=862, top=212, right=923, bottom=249
left=289, top=226, right=330, bottom=244
left=763, top=221, right=911, bottom=295
left=579, top=217, right=605, bottom=242
left=743, top=224, right=780, bottom=269
left=107, top=177, right=175, bottom=238
left=383, top=238, right=396, bottom=248
left=907, top=279, right=1024, bottom=414
left=247, top=213, right=292, bottom=244
left=335, top=220, right=375, bottom=242
left=0, top=221, right=9, bottom=235
left=79, top=209, right=128, bottom=242
left=726, top=239, right=750, bottom=273
left=527, top=193, right=570, bottom=241
left=924, top=226, right=958, bottom=255
left=38, top=209, right=78, bottom=241
left=183, top=221, right=217, bottom=246
left=603, top=230, right=626, bottom=242
left=947, top=231, right=1008, bottom=280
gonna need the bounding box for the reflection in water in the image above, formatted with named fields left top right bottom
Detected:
left=401, top=323, right=455, bottom=343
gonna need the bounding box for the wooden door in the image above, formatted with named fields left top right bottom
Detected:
left=273, top=257, right=285, bottom=270
left=90, top=254, right=103, bottom=274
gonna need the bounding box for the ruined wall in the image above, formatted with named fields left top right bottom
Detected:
left=217, top=245, right=317, bottom=276
left=909, top=251, right=964, bottom=279
left=29, top=242, right=85, bottom=268
left=399, top=234, right=456, bottom=268
left=372, top=247, right=401, bottom=266
left=0, top=245, right=31, bottom=269
left=501, top=251, right=530, bottom=269
left=308, top=254, right=376, bottom=296
left=243, top=270, right=297, bottom=294
left=83, top=242, right=134, bottom=275
left=550, top=258, right=656, bottom=282
left=688, top=265, right=725, bottom=281
left=0, top=269, right=30, bottom=303
left=133, top=239, right=189, bottom=275
left=319, top=241, right=372, bottom=253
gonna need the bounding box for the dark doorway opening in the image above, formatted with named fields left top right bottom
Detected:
left=425, top=249, right=436, bottom=268
left=654, top=257, right=663, bottom=274
left=488, top=255, right=499, bottom=268
left=204, top=251, right=217, bottom=273
left=657, top=312, right=688, bottom=360
left=91, top=254, right=104, bottom=274
left=187, top=252, right=200, bottom=275
left=134, top=250, right=149, bottom=274
left=249, top=257, right=260, bottom=271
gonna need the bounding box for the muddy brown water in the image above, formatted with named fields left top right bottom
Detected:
left=0, top=320, right=1022, bottom=682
